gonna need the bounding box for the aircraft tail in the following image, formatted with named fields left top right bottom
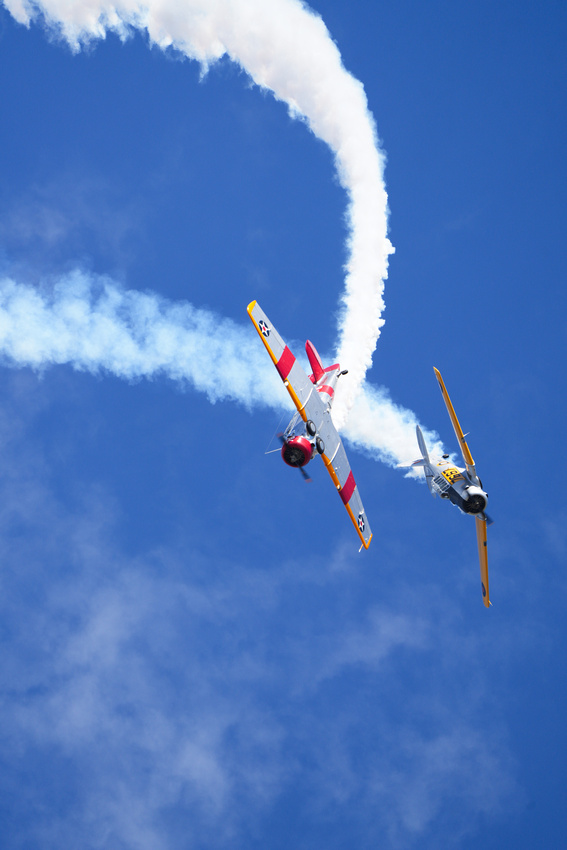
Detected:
left=305, top=339, right=342, bottom=409
left=414, top=425, right=435, bottom=495
left=306, top=340, right=340, bottom=382
left=306, top=340, right=325, bottom=383
left=416, top=424, right=430, bottom=464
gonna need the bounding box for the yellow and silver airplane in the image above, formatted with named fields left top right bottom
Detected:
left=410, top=368, right=492, bottom=607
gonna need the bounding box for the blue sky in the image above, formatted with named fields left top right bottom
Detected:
left=0, top=1, right=566, bottom=848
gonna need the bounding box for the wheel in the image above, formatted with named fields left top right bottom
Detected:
left=316, top=437, right=325, bottom=454
left=306, top=420, right=316, bottom=436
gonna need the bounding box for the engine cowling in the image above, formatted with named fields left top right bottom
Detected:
left=281, top=436, right=313, bottom=468
left=463, top=485, right=488, bottom=515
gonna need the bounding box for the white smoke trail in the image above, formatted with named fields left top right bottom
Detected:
left=344, top=385, right=445, bottom=470
left=0, top=272, right=441, bottom=468
left=0, top=272, right=282, bottom=408
left=3, top=0, right=393, bottom=427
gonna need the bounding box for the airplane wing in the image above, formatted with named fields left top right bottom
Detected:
left=315, top=410, right=372, bottom=549
left=433, top=367, right=478, bottom=482
left=248, top=300, right=324, bottom=424
left=248, top=300, right=372, bottom=549
left=475, top=517, right=491, bottom=608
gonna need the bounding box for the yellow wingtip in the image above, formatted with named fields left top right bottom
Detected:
left=247, top=300, right=257, bottom=315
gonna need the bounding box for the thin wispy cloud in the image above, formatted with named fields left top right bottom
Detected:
left=0, top=411, right=518, bottom=849
left=0, top=172, right=144, bottom=266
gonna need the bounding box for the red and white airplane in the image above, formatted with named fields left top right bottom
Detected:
left=248, top=300, right=372, bottom=550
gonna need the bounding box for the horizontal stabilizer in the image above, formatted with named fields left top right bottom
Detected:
left=396, top=456, right=429, bottom=468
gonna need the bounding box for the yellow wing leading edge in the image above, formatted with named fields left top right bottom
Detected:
left=475, top=517, right=491, bottom=608
left=247, top=299, right=317, bottom=423
left=433, top=367, right=476, bottom=477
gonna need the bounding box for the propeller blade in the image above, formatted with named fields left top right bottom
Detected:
left=279, top=433, right=312, bottom=482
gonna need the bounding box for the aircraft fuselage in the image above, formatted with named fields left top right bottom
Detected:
left=428, top=456, right=487, bottom=516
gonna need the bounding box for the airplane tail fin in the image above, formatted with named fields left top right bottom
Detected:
left=414, top=425, right=435, bottom=495
left=397, top=426, right=431, bottom=467
left=305, top=339, right=342, bottom=409
left=416, top=424, right=430, bottom=464
left=305, top=340, right=325, bottom=383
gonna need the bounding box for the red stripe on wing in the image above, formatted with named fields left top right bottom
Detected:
left=276, top=346, right=295, bottom=380
left=340, top=471, right=356, bottom=505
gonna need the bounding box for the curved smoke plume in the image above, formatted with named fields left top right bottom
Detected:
left=3, top=0, right=393, bottom=426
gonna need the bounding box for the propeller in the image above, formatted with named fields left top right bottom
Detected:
left=277, top=433, right=312, bottom=482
